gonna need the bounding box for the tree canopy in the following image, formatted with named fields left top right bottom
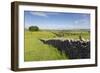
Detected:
left=29, top=26, right=39, bottom=31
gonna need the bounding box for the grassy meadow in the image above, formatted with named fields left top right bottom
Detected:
left=24, top=30, right=90, bottom=61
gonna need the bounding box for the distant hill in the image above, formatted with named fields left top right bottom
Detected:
left=24, top=28, right=90, bottom=32
left=40, top=29, right=90, bottom=32
left=64, top=29, right=90, bottom=32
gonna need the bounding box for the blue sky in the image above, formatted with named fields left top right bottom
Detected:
left=24, top=11, right=90, bottom=30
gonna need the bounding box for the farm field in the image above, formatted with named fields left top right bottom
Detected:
left=24, top=30, right=90, bottom=61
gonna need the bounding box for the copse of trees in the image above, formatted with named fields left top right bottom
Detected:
left=29, top=26, right=39, bottom=31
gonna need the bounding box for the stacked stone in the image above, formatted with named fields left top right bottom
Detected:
left=40, top=39, right=90, bottom=59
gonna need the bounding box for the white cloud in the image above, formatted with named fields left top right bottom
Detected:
left=29, top=12, right=48, bottom=17
left=74, top=20, right=79, bottom=24
left=74, top=18, right=89, bottom=25
left=73, top=19, right=90, bottom=29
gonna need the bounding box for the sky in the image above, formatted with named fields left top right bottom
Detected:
left=24, top=11, right=90, bottom=30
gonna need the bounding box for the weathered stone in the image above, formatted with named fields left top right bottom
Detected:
left=40, top=39, right=90, bottom=59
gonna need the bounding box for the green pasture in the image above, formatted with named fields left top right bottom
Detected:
left=24, top=30, right=90, bottom=61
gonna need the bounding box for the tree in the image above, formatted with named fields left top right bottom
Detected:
left=29, top=26, right=39, bottom=31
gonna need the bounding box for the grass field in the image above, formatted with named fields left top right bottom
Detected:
left=24, top=30, right=90, bottom=61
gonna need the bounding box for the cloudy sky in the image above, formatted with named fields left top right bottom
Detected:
left=24, top=11, right=90, bottom=30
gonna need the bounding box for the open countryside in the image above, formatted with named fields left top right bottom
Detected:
left=24, top=30, right=90, bottom=61
left=24, top=11, right=90, bottom=61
